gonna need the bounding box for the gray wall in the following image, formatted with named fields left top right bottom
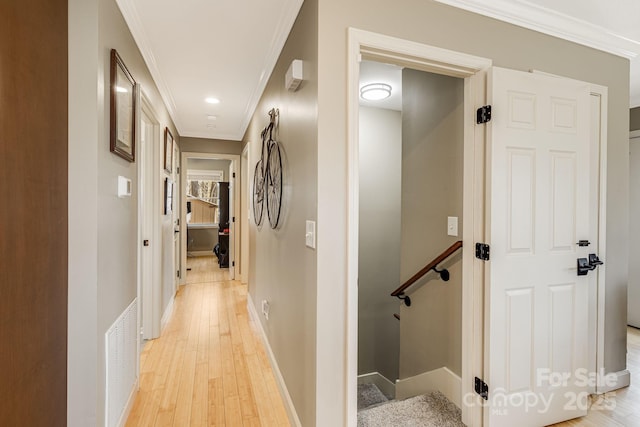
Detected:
left=399, top=69, right=463, bottom=379
left=242, top=0, right=318, bottom=425
left=632, top=107, right=640, bottom=131
left=315, top=1, right=630, bottom=423
left=69, top=0, right=180, bottom=424
left=181, top=137, right=242, bottom=154
left=358, top=106, right=402, bottom=381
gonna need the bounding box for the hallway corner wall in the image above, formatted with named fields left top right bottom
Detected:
left=243, top=0, right=318, bottom=425
left=69, top=0, right=181, bottom=424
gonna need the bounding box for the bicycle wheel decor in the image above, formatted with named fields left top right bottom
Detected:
left=266, top=141, right=282, bottom=229
left=253, top=108, right=284, bottom=229
left=252, top=159, right=265, bottom=226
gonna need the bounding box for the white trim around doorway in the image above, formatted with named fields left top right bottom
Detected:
left=138, top=92, right=162, bottom=342
left=180, top=152, right=241, bottom=282
left=347, top=28, right=492, bottom=427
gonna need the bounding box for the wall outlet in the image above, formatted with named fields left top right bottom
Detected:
left=447, top=216, right=458, bottom=236
left=261, top=300, right=270, bottom=320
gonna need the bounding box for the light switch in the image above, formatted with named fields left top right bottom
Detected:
left=447, top=216, right=458, bottom=236
left=305, top=220, right=316, bottom=249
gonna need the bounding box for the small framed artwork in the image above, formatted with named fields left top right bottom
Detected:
left=110, top=49, right=136, bottom=162
left=164, top=127, right=173, bottom=173
left=164, top=177, right=173, bottom=215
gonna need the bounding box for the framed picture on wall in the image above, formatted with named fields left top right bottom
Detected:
left=164, top=177, right=173, bottom=215
left=164, top=127, right=173, bottom=173
left=109, top=49, right=137, bottom=162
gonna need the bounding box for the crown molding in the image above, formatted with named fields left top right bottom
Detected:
left=236, top=0, right=303, bottom=141
left=116, top=0, right=185, bottom=134
left=116, top=0, right=302, bottom=141
left=433, top=0, right=640, bottom=59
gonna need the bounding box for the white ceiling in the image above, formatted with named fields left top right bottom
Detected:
left=116, top=0, right=302, bottom=141
left=117, top=0, right=640, bottom=144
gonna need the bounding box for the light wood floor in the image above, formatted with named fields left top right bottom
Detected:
left=128, top=255, right=639, bottom=426
left=552, top=326, right=640, bottom=427
left=125, top=256, right=290, bottom=427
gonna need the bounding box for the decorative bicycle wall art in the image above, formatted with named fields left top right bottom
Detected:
left=253, top=108, right=283, bottom=229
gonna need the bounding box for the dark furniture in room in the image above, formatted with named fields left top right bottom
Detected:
left=217, top=182, right=230, bottom=268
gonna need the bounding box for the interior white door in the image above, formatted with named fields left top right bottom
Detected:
left=228, top=163, right=235, bottom=280
left=140, top=111, right=157, bottom=340
left=241, top=149, right=249, bottom=283
left=486, top=67, right=594, bottom=426
left=174, top=145, right=181, bottom=289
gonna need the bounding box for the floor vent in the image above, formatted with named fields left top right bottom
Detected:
left=105, top=298, right=138, bottom=427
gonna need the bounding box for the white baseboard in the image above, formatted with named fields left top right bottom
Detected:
left=597, top=369, right=631, bottom=394
left=247, top=294, right=302, bottom=427
left=358, top=372, right=396, bottom=399
left=117, top=379, right=138, bottom=427
left=395, top=366, right=462, bottom=408
left=160, top=295, right=175, bottom=332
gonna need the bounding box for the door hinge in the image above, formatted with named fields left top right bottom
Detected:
left=232, top=216, right=235, bottom=223
left=232, top=261, right=235, bottom=267
left=233, top=172, right=236, bottom=178
left=177, top=166, right=180, bottom=174
left=475, top=243, right=490, bottom=261
left=177, top=270, right=180, bottom=278
left=475, top=377, right=489, bottom=400
left=476, top=105, right=492, bottom=124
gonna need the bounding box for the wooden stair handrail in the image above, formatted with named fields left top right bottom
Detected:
left=391, top=240, right=462, bottom=297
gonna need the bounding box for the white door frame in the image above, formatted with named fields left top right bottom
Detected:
left=137, top=92, right=162, bottom=341
left=180, top=152, right=241, bottom=282
left=347, top=28, right=491, bottom=427
left=174, top=143, right=181, bottom=292
left=240, top=145, right=250, bottom=283
left=345, top=29, right=611, bottom=427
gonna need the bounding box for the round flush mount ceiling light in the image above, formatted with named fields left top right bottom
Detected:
left=205, top=97, right=220, bottom=104
left=360, top=83, right=392, bottom=101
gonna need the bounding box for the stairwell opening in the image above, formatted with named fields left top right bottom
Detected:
left=357, top=59, right=465, bottom=425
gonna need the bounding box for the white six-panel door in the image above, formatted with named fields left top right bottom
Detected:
left=486, top=67, right=593, bottom=426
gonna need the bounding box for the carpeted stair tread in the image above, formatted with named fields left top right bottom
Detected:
left=357, top=383, right=389, bottom=410
left=358, top=390, right=464, bottom=427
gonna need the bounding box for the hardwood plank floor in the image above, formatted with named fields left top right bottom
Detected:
left=126, top=256, right=290, bottom=427
left=129, top=256, right=640, bottom=426
left=551, top=326, right=640, bottom=427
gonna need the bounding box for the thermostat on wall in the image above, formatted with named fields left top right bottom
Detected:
left=118, top=176, right=132, bottom=198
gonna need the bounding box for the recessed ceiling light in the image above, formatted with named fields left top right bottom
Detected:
left=207, top=115, right=217, bottom=121
left=116, top=86, right=128, bottom=93
left=360, top=83, right=392, bottom=101
left=205, top=97, right=220, bottom=104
